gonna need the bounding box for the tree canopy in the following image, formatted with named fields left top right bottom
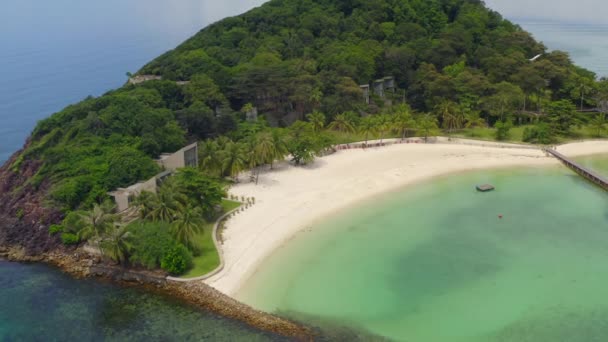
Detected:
left=11, top=0, right=601, bottom=211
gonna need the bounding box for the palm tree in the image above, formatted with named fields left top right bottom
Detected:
left=375, top=115, right=392, bottom=144
left=436, top=100, right=461, bottom=134
left=131, top=191, right=157, bottom=220
left=148, top=182, right=185, bottom=222
left=270, top=128, right=289, bottom=169
left=464, top=111, right=486, bottom=129
left=215, top=136, right=232, bottom=150
left=417, top=115, right=439, bottom=143
left=590, top=113, right=607, bottom=137
left=392, top=110, right=415, bottom=140
left=101, top=225, right=132, bottom=265
left=221, top=141, right=248, bottom=181
left=254, top=131, right=275, bottom=168
left=245, top=133, right=270, bottom=184
left=578, top=79, right=594, bottom=111
left=199, top=140, right=222, bottom=177
left=358, top=116, right=378, bottom=145
left=309, top=88, right=323, bottom=110
left=78, top=203, right=117, bottom=241
left=327, top=113, right=355, bottom=133
left=171, top=206, right=204, bottom=251
left=306, top=111, right=326, bottom=133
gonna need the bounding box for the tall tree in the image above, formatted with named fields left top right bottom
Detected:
left=483, top=82, right=524, bottom=120
left=546, top=100, right=580, bottom=135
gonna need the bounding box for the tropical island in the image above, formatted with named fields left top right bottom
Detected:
left=2, top=0, right=608, bottom=339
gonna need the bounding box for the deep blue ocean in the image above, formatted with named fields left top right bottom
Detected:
left=0, top=1, right=606, bottom=340
left=0, top=0, right=266, bottom=164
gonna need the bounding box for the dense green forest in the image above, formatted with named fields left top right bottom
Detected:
left=8, top=0, right=608, bottom=272
left=16, top=0, right=608, bottom=210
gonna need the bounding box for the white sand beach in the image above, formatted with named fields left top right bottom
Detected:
left=205, top=138, right=608, bottom=296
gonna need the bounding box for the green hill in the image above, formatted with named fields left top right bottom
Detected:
left=0, top=0, right=604, bottom=252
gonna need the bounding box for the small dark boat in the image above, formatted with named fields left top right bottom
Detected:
left=476, top=184, right=495, bottom=192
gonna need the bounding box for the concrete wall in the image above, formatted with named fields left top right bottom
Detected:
left=111, top=143, right=199, bottom=212
left=112, top=176, right=158, bottom=212
left=113, top=193, right=130, bottom=212
left=158, top=142, right=198, bottom=171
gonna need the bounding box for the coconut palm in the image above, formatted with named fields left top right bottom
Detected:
left=375, top=115, right=392, bottom=144
left=392, top=110, right=415, bottom=140
left=464, top=111, right=486, bottom=129
left=78, top=203, right=117, bottom=241
left=327, top=113, right=356, bottom=133
left=148, top=181, right=186, bottom=222
left=270, top=128, right=289, bottom=168
left=199, top=140, right=222, bottom=177
left=215, top=136, right=232, bottom=150
left=255, top=131, right=275, bottom=162
left=358, top=116, right=378, bottom=145
left=306, top=111, right=326, bottom=133
left=131, top=191, right=157, bottom=220
left=436, top=100, right=462, bottom=134
left=309, top=88, right=323, bottom=109
left=221, top=141, right=248, bottom=181
left=101, top=225, right=132, bottom=265
left=171, top=206, right=204, bottom=251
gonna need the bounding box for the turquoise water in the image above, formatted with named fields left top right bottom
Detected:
left=577, top=154, right=608, bottom=176
left=0, top=260, right=284, bottom=341
left=239, top=162, right=608, bottom=341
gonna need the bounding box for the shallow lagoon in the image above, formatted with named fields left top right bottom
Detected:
left=240, top=160, right=608, bottom=341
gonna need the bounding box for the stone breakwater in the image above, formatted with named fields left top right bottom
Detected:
left=0, top=245, right=314, bottom=341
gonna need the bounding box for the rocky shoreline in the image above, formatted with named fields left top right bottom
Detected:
left=0, top=244, right=314, bottom=341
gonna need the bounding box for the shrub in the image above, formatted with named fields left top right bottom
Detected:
left=128, top=222, right=174, bottom=269
left=61, top=233, right=80, bottom=245
left=523, top=124, right=555, bottom=144
left=161, top=245, right=193, bottom=275
left=15, top=209, right=24, bottom=220
left=494, top=120, right=512, bottom=141
left=62, top=211, right=86, bottom=235
left=49, top=224, right=64, bottom=235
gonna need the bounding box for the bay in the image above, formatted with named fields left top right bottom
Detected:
left=239, top=162, right=608, bottom=341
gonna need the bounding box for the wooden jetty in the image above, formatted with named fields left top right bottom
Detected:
left=545, top=148, right=608, bottom=190
left=476, top=184, right=495, bottom=192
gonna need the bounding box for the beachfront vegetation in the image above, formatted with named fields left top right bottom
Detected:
left=50, top=168, right=227, bottom=275
left=15, top=0, right=608, bottom=212
left=8, top=0, right=608, bottom=273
